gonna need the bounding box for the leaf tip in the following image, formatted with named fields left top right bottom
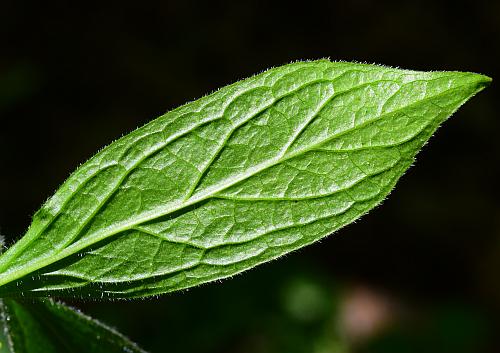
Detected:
left=466, top=72, right=492, bottom=91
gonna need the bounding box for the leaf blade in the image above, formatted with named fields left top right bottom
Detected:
left=0, top=60, right=490, bottom=298
left=0, top=299, right=146, bottom=353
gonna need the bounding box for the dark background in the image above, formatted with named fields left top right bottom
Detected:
left=0, top=1, right=499, bottom=352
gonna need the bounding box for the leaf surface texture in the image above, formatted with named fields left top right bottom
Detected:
left=0, top=299, right=145, bottom=353
left=0, top=60, right=490, bottom=298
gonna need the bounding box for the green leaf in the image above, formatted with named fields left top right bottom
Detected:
left=0, top=60, right=490, bottom=298
left=0, top=298, right=145, bottom=353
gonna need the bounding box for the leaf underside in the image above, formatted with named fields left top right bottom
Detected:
left=0, top=299, right=145, bottom=353
left=0, top=59, right=490, bottom=299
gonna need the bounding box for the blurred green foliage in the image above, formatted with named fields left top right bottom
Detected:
left=78, top=258, right=491, bottom=353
